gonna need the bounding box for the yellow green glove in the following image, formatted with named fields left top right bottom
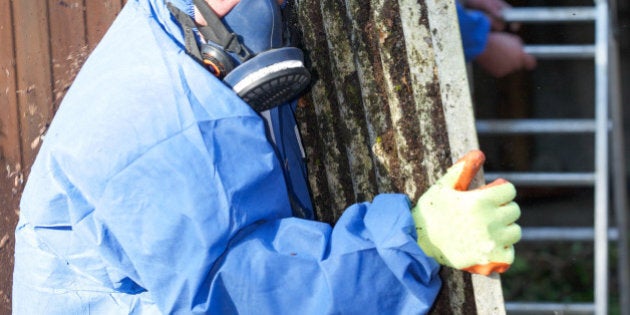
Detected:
left=411, top=150, right=521, bottom=275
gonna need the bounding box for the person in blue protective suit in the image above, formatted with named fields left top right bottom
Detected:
left=12, top=0, right=521, bottom=314
left=457, top=0, right=537, bottom=78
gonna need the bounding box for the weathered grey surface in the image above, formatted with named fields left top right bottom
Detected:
left=290, top=0, right=505, bottom=313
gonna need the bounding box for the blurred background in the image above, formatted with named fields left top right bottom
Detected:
left=470, top=0, right=630, bottom=313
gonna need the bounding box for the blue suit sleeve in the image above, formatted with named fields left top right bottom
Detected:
left=52, top=114, right=440, bottom=314
left=209, top=194, right=441, bottom=314
left=457, top=2, right=491, bottom=61
left=93, top=139, right=440, bottom=314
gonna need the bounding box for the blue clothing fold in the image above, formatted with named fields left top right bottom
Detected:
left=263, top=103, right=314, bottom=220
left=12, top=0, right=441, bottom=313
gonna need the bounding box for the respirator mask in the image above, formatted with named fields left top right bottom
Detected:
left=169, top=0, right=310, bottom=112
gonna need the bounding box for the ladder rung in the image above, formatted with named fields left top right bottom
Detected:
left=521, top=227, right=619, bottom=241
left=502, top=7, right=596, bottom=23
left=506, top=302, right=595, bottom=314
left=485, top=172, right=596, bottom=186
left=524, top=45, right=595, bottom=58
left=476, top=119, right=596, bottom=134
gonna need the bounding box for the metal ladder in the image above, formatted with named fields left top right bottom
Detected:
left=474, top=1, right=628, bottom=314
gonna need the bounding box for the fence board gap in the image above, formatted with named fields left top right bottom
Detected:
left=48, top=0, right=88, bottom=111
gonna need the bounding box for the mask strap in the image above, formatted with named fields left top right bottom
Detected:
left=167, top=3, right=204, bottom=62
left=192, top=0, right=252, bottom=61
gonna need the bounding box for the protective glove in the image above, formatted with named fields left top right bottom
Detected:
left=411, top=150, right=521, bottom=275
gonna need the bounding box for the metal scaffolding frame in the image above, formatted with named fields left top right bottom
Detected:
left=476, top=2, right=628, bottom=314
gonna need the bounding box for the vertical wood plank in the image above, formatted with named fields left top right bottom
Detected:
left=294, top=0, right=496, bottom=312
left=48, top=0, right=88, bottom=111
left=293, top=0, right=359, bottom=222
left=319, top=0, right=379, bottom=204
left=2, top=1, right=123, bottom=313
left=12, top=1, right=52, bottom=185
left=0, top=1, right=21, bottom=313
left=421, top=0, right=506, bottom=311
left=85, top=0, right=123, bottom=49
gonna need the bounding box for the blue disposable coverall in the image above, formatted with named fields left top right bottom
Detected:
left=12, top=0, right=441, bottom=313
left=456, top=2, right=491, bottom=61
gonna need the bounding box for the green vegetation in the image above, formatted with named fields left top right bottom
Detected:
left=502, top=241, right=622, bottom=314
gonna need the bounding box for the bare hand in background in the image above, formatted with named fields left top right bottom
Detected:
left=475, top=32, right=537, bottom=78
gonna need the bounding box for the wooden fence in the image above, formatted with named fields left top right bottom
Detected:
left=0, top=1, right=126, bottom=313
